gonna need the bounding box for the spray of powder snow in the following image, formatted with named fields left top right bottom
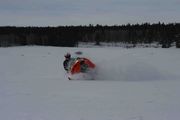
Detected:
left=85, top=50, right=175, bottom=81
left=95, top=61, right=168, bottom=81
left=69, top=69, right=97, bottom=80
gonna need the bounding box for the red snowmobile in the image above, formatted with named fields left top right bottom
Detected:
left=63, top=53, right=96, bottom=80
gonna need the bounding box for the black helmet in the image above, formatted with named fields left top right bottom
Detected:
left=64, top=53, right=71, bottom=59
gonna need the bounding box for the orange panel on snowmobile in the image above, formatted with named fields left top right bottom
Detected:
left=70, top=58, right=96, bottom=74
left=71, top=61, right=81, bottom=74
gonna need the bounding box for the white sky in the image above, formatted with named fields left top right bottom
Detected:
left=0, top=0, right=179, bottom=26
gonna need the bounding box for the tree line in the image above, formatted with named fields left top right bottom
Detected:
left=0, top=22, right=180, bottom=48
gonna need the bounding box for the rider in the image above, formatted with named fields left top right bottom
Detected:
left=63, top=53, right=71, bottom=71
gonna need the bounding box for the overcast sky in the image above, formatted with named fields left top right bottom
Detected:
left=0, top=0, right=179, bottom=26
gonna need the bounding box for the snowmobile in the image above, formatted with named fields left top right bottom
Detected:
left=64, top=53, right=96, bottom=80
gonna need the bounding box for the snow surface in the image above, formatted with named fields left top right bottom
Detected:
left=0, top=46, right=180, bottom=120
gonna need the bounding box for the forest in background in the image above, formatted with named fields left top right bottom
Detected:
left=0, top=22, right=180, bottom=48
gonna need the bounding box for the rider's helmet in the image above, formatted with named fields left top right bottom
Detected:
left=64, top=53, right=71, bottom=59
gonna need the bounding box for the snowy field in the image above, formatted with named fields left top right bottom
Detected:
left=0, top=46, right=180, bottom=120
